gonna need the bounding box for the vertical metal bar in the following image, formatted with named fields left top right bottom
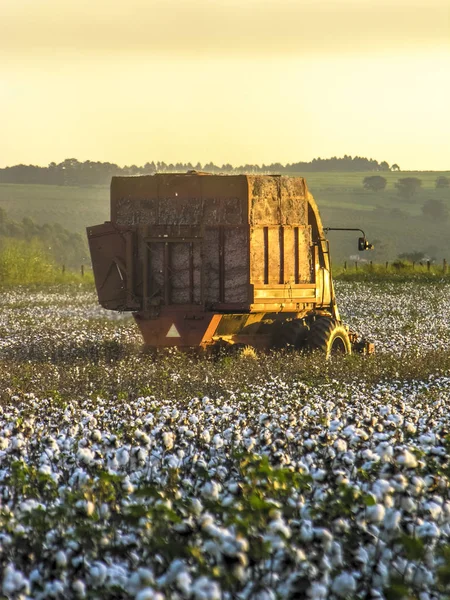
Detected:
left=189, top=242, right=194, bottom=304
left=164, top=242, right=170, bottom=305
left=263, top=227, right=269, bottom=285
left=219, top=227, right=225, bottom=303
left=294, top=227, right=299, bottom=284
left=125, top=232, right=134, bottom=307
left=143, top=241, right=149, bottom=311
left=279, top=226, right=284, bottom=284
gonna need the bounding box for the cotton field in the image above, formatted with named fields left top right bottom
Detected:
left=1, top=281, right=450, bottom=599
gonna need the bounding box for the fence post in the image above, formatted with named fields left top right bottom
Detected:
left=385, top=261, right=389, bottom=270
left=62, top=265, right=65, bottom=275
left=427, top=260, right=431, bottom=272
left=355, top=261, right=358, bottom=271
left=81, top=264, right=84, bottom=277
left=344, top=261, right=347, bottom=272
left=444, top=259, right=447, bottom=274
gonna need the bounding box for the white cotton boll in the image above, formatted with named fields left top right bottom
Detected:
left=424, top=501, right=442, bottom=520
left=409, top=476, right=425, bottom=496
left=383, top=509, right=401, bottom=532
left=166, top=455, right=180, bottom=469
left=91, top=429, right=102, bottom=442
left=55, top=550, right=67, bottom=567
left=191, top=498, right=204, bottom=515
left=212, top=434, right=224, bottom=449
left=300, top=522, right=314, bottom=542
left=269, top=518, right=291, bottom=538
left=77, top=448, right=95, bottom=465
left=136, top=588, right=159, bottom=600
left=375, top=441, right=393, bottom=461
left=2, top=565, right=30, bottom=596
left=176, top=571, right=192, bottom=594
left=419, top=433, right=436, bottom=445
left=72, top=580, right=86, bottom=598
left=191, top=576, right=221, bottom=600
left=355, top=547, right=369, bottom=565
left=252, top=590, right=275, bottom=600
left=201, top=430, right=211, bottom=444
left=334, top=439, right=347, bottom=453
left=312, top=469, right=326, bottom=482
left=116, top=447, right=130, bottom=467
left=366, top=504, right=385, bottom=523
left=171, top=409, right=180, bottom=420
left=307, top=582, right=327, bottom=600
left=89, top=562, right=107, bottom=585
left=303, top=438, right=316, bottom=450
left=329, top=541, right=344, bottom=568
left=396, top=449, right=418, bottom=469
left=244, top=437, right=256, bottom=452
left=331, top=572, right=356, bottom=598
left=162, top=432, right=174, bottom=450
left=404, top=421, right=416, bottom=434
left=136, top=447, right=148, bottom=463
left=401, top=497, right=417, bottom=513
left=417, top=521, right=440, bottom=539
left=202, top=481, right=220, bottom=500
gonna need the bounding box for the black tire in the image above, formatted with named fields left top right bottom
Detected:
left=308, top=318, right=352, bottom=358
left=272, top=319, right=306, bottom=349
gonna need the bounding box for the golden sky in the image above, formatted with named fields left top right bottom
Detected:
left=2, top=0, right=450, bottom=169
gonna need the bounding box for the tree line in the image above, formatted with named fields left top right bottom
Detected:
left=0, top=208, right=87, bottom=268
left=0, top=156, right=398, bottom=186
left=363, top=175, right=450, bottom=221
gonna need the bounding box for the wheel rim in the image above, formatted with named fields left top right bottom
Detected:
left=330, top=335, right=347, bottom=354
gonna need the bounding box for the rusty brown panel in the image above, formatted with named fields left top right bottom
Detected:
left=219, top=228, right=225, bottom=302
left=204, top=227, right=220, bottom=304
left=201, top=175, right=247, bottom=225
left=142, top=225, right=202, bottom=239
left=189, top=243, right=194, bottom=304
left=248, top=175, right=279, bottom=225
left=249, top=227, right=265, bottom=285
left=87, top=222, right=140, bottom=310
left=147, top=242, right=164, bottom=304
left=157, top=174, right=203, bottom=225
left=267, top=227, right=281, bottom=285
left=157, top=173, right=203, bottom=200
left=283, top=226, right=296, bottom=284
left=134, top=310, right=222, bottom=347
left=111, top=176, right=159, bottom=225
left=224, top=227, right=249, bottom=303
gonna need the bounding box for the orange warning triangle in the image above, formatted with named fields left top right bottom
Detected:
left=166, top=324, right=181, bottom=338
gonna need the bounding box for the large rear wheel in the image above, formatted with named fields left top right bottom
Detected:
left=308, top=317, right=352, bottom=358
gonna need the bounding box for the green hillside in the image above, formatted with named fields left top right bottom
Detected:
left=0, top=171, right=449, bottom=264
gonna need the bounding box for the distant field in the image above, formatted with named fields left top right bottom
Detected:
left=1, top=170, right=449, bottom=263
left=0, top=183, right=109, bottom=233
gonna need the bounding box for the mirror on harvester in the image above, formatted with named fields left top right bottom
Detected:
left=358, top=237, right=374, bottom=251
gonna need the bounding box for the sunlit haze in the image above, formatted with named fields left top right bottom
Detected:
left=2, top=0, right=449, bottom=170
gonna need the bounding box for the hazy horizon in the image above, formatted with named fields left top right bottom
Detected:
left=2, top=0, right=449, bottom=170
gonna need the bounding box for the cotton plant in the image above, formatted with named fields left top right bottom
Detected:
left=2, top=286, right=450, bottom=598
